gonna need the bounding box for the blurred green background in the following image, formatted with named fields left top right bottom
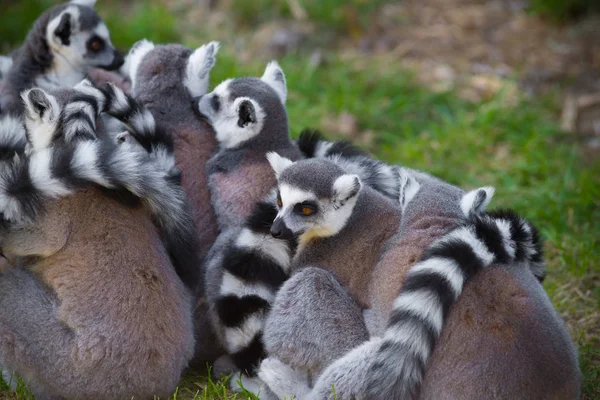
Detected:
left=1, top=0, right=599, bottom=399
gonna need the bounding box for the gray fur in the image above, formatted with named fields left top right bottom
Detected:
left=0, top=1, right=122, bottom=116
left=262, top=267, right=369, bottom=377
left=126, top=41, right=223, bottom=364
left=259, top=158, right=579, bottom=399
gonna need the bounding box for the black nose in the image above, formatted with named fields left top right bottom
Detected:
left=270, top=218, right=293, bottom=240
left=192, top=96, right=206, bottom=118
left=104, top=49, right=124, bottom=70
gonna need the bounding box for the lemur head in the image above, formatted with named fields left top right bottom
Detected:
left=122, top=40, right=219, bottom=100
left=192, top=61, right=289, bottom=149
left=41, top=0, right=123, bottom=71
left=20, top=79, right=106, bottom=151
left=267, top=153, right=362, bottom=243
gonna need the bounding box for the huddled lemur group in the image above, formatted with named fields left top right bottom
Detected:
left=0, top=1, right=581, bottom=399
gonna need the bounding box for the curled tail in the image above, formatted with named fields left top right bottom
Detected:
left=1, top=81, right=201, bottom=291
left=364, top=204, right=545, bottom=399
left=210, top=193, right=292, bottom=383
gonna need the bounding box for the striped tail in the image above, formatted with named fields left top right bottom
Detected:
left=212, top=193, right=293, bottom=382
left=297, top=130, right=401, bottom=200
left=364, top=205, right=546, bottom=399
left=1, top=82, right=201, bottom=291
left=296, top=129, right=367, bottom=159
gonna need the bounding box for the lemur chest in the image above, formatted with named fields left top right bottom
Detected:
left=292, top=218, right=399, bottom=308
left=208, top=161, right=276, bottom=230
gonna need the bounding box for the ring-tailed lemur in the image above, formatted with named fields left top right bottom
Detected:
left=0, top=0, right=123, bottom=116
left=193, top=61, right=304, bottom=230
left=192, top=63, right=305, bottom=390
left=257, top=155, right=579, bottom=399
left=0, top=82, right=198, bottom=399
left=0, top=80, right=201, bottom=292
left=121, top=39, right=224, bottom=363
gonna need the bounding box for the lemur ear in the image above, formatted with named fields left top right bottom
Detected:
left=397, top=167, right=421, bottom=213
left=71, top=0, right=97, bottom=7
left=53, top=12, right=73, bottom=46
left=21, top=88, right=61, bottom=151
left=185, top=41, right=220, bottom=97
left=123, top=39, right=155, bottom=87
left=460, top=186, right=495, bottom=217
left=333, top=174, right=361, bottom=206
left=267, top=152, right=294, bottom=179
left=21, top=88, right=60, bottom=123
left=261, top=61, right=287, bottom=104
left=237, top=100, right=256, bottom=127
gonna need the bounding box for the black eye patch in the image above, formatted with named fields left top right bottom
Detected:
left=86, top=35, right=105, bottom=53
left=211, top=95, right=220, bottom=112
left=294, top=202, right=319, bottom=216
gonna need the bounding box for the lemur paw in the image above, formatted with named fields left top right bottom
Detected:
left=258, top=358, right=310, bottom=400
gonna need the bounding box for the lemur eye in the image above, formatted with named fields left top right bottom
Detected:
left=277, top=198, right=283, bottom=207
left=211, top=95, right=220, bottom=112
left=295, top=202, right=317, bottom=216
left=88, top=36, right=104, bottom=52
left=301, top=207, right=314, bottom=216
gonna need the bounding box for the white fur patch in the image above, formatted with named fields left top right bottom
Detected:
left=495, top=218, right=517, bottom=259
left=235, top=228, right=291, bottom=269
left=258, top=358, right=310, bottom=400
left=314, top=141, right=333, bottom=158
left=0, top=56, right=13, bottom=77
left=184, top=41, right=220, bottom=97
left=393, top=289, right=444, bottom=335
left=29, top=150, right=71, bottom=197
left=261, top=61, right=287, bottom=104
left=278, top=184, right=315, bottom=210
left=219, top=272, right=276, bottom=302
left=444, top=226, right=495, bottom=266
left=70, top=141, right=111, bottom=187
left=0, top=116, right=26, bottom=148
left=224, top=315, right=263, bottom=352
left=383, top=320, right=433, bottom=361
left=74, top=79, right=106, bottom=111
left=125, top=39, right=155, bottom=90
left=460, top=186, right=495, bottom=217
left=267, top=152, right=294, bottom=179
left=213, top=97, right=265, bottom=149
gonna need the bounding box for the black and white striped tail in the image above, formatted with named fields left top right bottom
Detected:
left=214, top=195, right=293, bottom=378
left=365, top=202, right=546, bottom=399
left=296, top=129, right=368, bottom=159
left=298, top=130, right=401, bottom=200
left=1, top=82, right=201, bottom=291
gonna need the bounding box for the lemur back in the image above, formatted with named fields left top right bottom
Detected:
left=0, top=82, right=196, bottom=399
left=123, top=40, right=223, bottom=364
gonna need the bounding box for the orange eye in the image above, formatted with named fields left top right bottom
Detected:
left=301, top=207, right=314, bottom=216
left=90, top=39, right=102, bottom=51
left=277, top=198, right=282, bottom=207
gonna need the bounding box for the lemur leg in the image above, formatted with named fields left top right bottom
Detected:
left=0, top=268, right=73, bottom=399
left=263, top=267, right=369, bottom=376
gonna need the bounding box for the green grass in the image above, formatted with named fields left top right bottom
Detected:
left=1, top=1, right=599, bottom=399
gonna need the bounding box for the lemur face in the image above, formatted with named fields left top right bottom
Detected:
left=47, top=1, right=123, bottom=71
left=267, top=153, right=362, bottom=244
left=192, top=61, right=287, bottom=149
